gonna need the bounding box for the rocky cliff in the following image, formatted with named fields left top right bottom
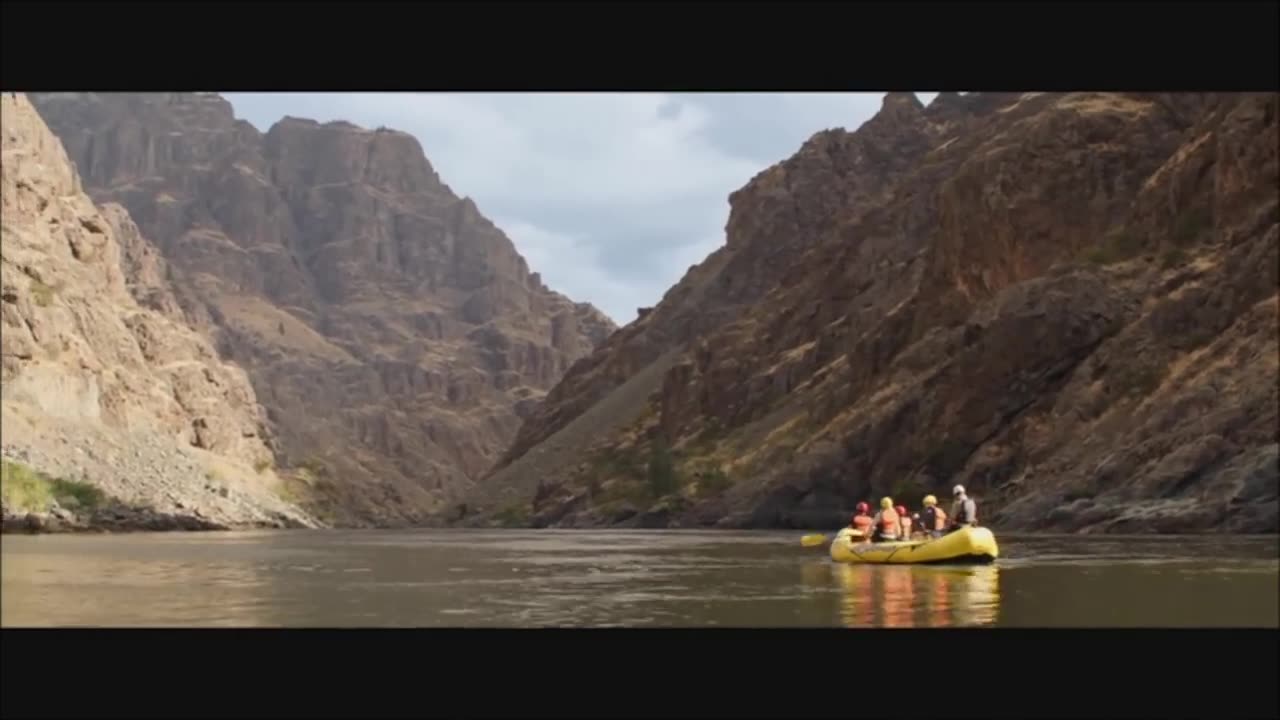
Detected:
left=27, top=92, right=615, bottom=527
left=467, top=92, right=1278, bottom=533
left=1, top=93, right=315, bottom=531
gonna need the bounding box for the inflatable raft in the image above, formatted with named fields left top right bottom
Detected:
left=830, top=526, right=999, bottom=565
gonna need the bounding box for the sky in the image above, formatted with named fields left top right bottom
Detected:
left=224, top=92, right=937, bottom=324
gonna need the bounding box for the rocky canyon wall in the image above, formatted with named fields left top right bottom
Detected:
left=26, top=92, right=615, bottom=527
left=2, top=93, right=314, bottom=531
left=467, top=92, right=1278, bottom=534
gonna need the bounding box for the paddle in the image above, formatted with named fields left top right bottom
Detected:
left=802, top=529, right=870, bottom=547
left=801, top=533, right=827, bottom=547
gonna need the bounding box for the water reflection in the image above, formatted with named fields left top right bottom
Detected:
left=827, top=563, right=1001, bottom=628
left=0, top=538, right=275, bottom=627
left=3, top=531, right=1274, bottom=627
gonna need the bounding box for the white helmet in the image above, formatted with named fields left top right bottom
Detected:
left=952, top=484, right=965, bottom=496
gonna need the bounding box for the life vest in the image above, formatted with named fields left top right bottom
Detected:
left=929, top=506, right=948, bottom=530
left=878, top=508, right=901, bottom=537
left=954, top=498, right=976, bottom=525
left=852, top=514, right=873, bottom=534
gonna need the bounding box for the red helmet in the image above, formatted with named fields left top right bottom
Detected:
left=856, top=502, right=869, bottom=513
left=896, top=505, right=907, bottom=516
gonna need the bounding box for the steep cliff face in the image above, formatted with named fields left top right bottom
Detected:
left=1, top=93, right=314, bottom=531
left=473, top=93, right=951, bottom=515
left=470, top=92, right=1278, bottom=533
left=29, top=92, right=614, bottom=526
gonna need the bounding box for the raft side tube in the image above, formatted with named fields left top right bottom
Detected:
left=830, top=526, right=999, bottom=565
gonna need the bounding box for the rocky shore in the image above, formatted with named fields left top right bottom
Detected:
left=1, top=438, right=315, bottom=534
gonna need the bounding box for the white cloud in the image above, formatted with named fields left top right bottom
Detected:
left=493, top=218, right=635, bottom=321
left=224, top=92, right=927, bottom=324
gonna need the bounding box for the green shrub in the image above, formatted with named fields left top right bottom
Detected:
left=275, top=478, right=302, bottom=504
left=494, top=502, right=530, bottom=528
left=927, top=439, right=972, bottom=478
left=253, top=458, right=272, bottom=474
left=1106, top=229, right=1143, bottom=258
left=31, top=280, right=56, bottom=307
left=646, top=441, right=679, bottom=499
left=1082, top=228, right=1144, bottom=266
left=1, top=459, right=105, bottom=511
left=1173, top=207, right=1211, bottom=246
left=696, top=467, right=732, bottom=497
left=298, top=457, right=328, bottom=477
left=588, top=447, right=642, bottom=482
left=889, top=474, right=914, bottom=500
left=1160, top=247, right=1188, bottom=269
left=1082, top=247, right=1111, bottom=265
left=1115, top=363, right=1164, bottom=399
left=54, top=477, right=106, bottom=510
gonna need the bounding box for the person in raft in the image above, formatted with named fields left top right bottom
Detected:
left=897, top=505, right=913, bottom=539
left=849, top=502, right=874, bottom=539
left=870, top=497, right=903, bottom=542
left=918, top=494, right=948, bottom=538
left=948, top=485, right=978, bottom=532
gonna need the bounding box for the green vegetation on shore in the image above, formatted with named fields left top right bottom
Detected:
left=494, top=502, right=531, bottom=527
left=1, top=459, right=105, bottom=512
left=584, top=433, right=739, bottom=519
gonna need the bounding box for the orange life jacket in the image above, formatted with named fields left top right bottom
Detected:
left=923, top=506, right=947, bottom=531
left=879, top=508, right=901, bottom=537
left=932, top=507, right=948, bottom=530
left=852, top=514, right=873, bottom=534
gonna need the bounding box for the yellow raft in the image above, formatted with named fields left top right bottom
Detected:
left=830, top=526, right=999, bottom=565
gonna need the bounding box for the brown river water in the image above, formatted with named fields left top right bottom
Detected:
left=1, top=529, right=1276, bottom=627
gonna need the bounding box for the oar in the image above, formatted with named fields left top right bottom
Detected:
left=801, top=533, right=827, bottom=547
left=803, top=530, right=868, bottom=547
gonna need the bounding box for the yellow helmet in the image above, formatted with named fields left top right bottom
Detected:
left=923, top=495, right=937, bottom=507
left=880, top=497, right=893, bottom=510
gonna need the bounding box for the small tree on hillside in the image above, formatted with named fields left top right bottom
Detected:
left=646, top=441, right=678, bottom=499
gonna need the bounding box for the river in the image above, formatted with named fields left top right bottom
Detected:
left=1, top=529, right=1276, bottom=627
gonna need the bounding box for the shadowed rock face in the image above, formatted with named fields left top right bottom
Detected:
left=28, top=92, right=615, bottom=527
left=2, top=93, right=314, bottom=531
left=468, top=92, right=1278, bottom=534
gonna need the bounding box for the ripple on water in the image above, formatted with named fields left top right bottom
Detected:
left=3, top=530, right=1274, bottom=628
left=371, top=577, right=526, bottom=590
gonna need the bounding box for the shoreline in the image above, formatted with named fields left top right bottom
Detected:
left=0, top=448, right=318, bottom=536
left=4, top=519, right=1276, bottom=537
left=0, top=505, right=309, bottom=535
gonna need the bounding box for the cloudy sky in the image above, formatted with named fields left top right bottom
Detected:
left=224, top=92, right=937, bottom=324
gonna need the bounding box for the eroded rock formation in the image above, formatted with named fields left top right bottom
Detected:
left=469, top=92, right=1278, bottom=534
left=27, top=92, right=615, bottom=526
left=1, top=93, right=314, bottom=531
